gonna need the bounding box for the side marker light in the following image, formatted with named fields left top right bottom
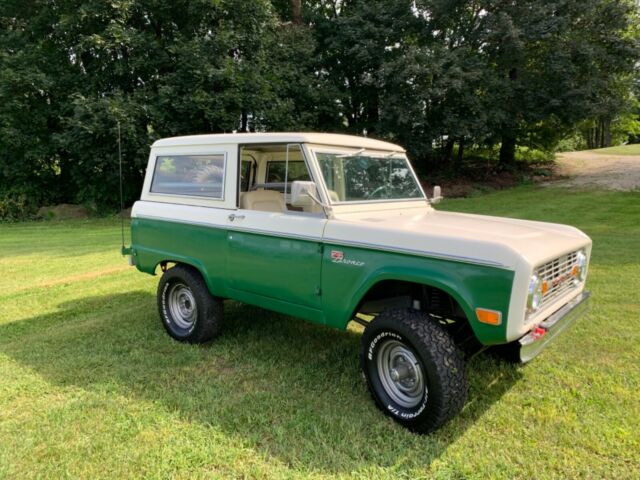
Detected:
left=476, top=308, right=502, bottom=326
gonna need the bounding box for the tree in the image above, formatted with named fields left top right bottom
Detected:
left=1, top=0, right=321, bottom=213
left=307, top=0, right=639, bottom=167
left=1, top=0, right=638, bottom=217
left=478, top=0, right=639, bottom=163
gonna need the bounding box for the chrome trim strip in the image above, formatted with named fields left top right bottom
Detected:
left=134, top=214, right=508, bottom=268
left=135, top=214, right=321, bottom=243
left=228, top=225, right=320, bottom=242
left=323, top=237, right=506, bottom=268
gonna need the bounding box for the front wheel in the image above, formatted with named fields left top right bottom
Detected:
left=360, top=309, right=468, bottom=433
left=157, top=264, right=223, bottom=343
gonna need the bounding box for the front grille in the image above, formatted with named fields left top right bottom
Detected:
left=536, top=251, right=580, bottom=310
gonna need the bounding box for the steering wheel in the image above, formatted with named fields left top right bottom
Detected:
left=366, top=184, right=393, bottom=199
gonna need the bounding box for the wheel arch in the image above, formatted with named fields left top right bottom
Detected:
left=338, top=265, right=509, bottom=346
left=347, top=271, right=475, bottom=326
left=152, top=258, right=223, bottom=297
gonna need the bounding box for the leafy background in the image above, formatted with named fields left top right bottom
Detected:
left=1, top=0, right=639, bottom=217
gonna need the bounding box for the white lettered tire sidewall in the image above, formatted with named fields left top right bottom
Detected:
left=360, top=309, right=468, bottom=433
left=364, top=329, right=430, bottom=424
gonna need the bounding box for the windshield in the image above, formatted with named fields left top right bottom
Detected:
left=315, top=152, right=424, bottom=203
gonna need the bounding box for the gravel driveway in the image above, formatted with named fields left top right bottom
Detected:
left=554, top=151, right=640, bottom=190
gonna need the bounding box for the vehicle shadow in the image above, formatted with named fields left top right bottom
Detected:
left=0, top=291, right=523, bottom=475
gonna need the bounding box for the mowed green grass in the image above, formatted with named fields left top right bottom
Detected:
left=0, top=187, right=638, bottom=479
left=590, top=143, right=640, bottom=155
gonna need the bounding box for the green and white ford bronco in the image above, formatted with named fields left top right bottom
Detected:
left=125, top=133, right=591, bottom=433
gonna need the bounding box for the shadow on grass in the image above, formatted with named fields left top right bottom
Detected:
left=0, top=291, right=522, bottom=475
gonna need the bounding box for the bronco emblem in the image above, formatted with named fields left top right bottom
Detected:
left=331, top=250, right=344, bottom=261
left=331, top=250, right=364, bottom=267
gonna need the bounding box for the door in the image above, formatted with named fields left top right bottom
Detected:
left=226, top=211, right=325, bottom=309
left=227, top=142, right=326, bottom=311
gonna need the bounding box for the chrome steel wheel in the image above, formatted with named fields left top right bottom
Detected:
left=167, top=283, right=198, bottom=330
left=376, top=339, right=425, bottom=408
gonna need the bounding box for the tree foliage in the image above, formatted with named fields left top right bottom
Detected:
left=0, top=0, right=638, bottom=216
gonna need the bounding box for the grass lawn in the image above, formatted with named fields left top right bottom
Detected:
left=0, top=187, right=638, bottom=479
left=590, top=143, right=640, bottom=155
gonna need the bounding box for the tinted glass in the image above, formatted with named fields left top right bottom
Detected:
left=151, top=154, right=225, bottom=198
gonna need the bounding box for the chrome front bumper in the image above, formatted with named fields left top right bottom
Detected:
left=518, top=291, right=591, bottom=363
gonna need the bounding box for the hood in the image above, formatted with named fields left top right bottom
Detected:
left=324, top=206, right=591, bottom=270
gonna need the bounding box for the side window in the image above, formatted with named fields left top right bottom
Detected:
left=238, top=144, right=321, bottom=215
left=266, top=161, right=311, bottom=184
left=151, top=154, right=225, bottom=199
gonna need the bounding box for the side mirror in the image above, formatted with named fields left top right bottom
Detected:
left=291, top=181, right=319, bottom=207
left=430, top=185, right=443, bottom=204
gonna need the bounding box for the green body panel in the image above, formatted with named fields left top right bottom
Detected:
left=227, top=231, right=322, bottom=309
left=229, top=288, right=324, bottom=324
left=133, top=218, right=324, bottom=315
left=131, top=218, right=515, bottom=345
left=320, top=245, right=514, bottom=345
left=131, top=218, right=231, bottom=296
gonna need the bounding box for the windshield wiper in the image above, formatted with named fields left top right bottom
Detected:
left=337, top=148, right=365, bottom=158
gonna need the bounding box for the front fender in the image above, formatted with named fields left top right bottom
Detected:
left=321, top=245, right=514, bottom=345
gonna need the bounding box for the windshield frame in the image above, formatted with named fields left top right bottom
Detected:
left=308, top=146, right=427, bottom=205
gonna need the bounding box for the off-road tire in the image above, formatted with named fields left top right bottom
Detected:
left=360, top=308, right=468, bottom=433
left=157, top=264, right=223, bottom=343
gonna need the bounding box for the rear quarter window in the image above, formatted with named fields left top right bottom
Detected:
left=151, top=154, right=226, bottom=199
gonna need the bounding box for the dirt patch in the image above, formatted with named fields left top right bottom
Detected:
left=16, top=266, right=131, bottom=294
left=37, top=204, right=89, bottom=220
left=550, top=151, right=640, bottom=191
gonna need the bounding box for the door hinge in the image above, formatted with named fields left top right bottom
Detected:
left=315, top=285, right=322, bottom=296
left=317, top=244, right=324, bottom=254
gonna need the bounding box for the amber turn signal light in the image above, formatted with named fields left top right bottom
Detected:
left=541, top=280, right=549, bottom=295
left=475, top=308, right=502, bottom=326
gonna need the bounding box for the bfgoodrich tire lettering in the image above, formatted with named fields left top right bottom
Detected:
left=157, top=264, right=223, bottom=343
left=360, top=308, right=468, bottom=433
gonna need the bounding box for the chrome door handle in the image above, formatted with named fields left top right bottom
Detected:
left=228, top=214, right=245, bottom=222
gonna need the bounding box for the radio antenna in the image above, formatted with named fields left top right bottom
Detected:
left=118, top=121, right=125, bottom=251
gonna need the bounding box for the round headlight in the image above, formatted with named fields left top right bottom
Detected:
left=574, top=250, right=588, bottom=283
left=527, top=274, right=543, bottom=313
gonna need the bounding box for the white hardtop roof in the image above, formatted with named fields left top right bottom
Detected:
left=152, top=132, right=405, bottom=152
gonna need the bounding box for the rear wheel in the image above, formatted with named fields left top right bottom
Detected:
left=360, top=309, right=468, bottom=433
left=157, top=264, right=223, bottom=343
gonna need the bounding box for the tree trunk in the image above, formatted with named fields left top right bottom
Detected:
left=585, top=127, right=594, bottom=150
left=499, top=68, right=519, bottom=165
left=442, top=138, right=454, bottom=163
left=291, top=0, right=302, bottom=25
left=240, top=110, right=248, bottom=132
left=365, top=89, right=379, bottom=135
left=456, top=140, right=464, bottom=167
left=499, top=132, right=516, bottom=164
left=598, top=119, right=605, bottom=148
left=589, top=125, right=598, bottom=149
left=603, top=118, right=612, bottom=147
